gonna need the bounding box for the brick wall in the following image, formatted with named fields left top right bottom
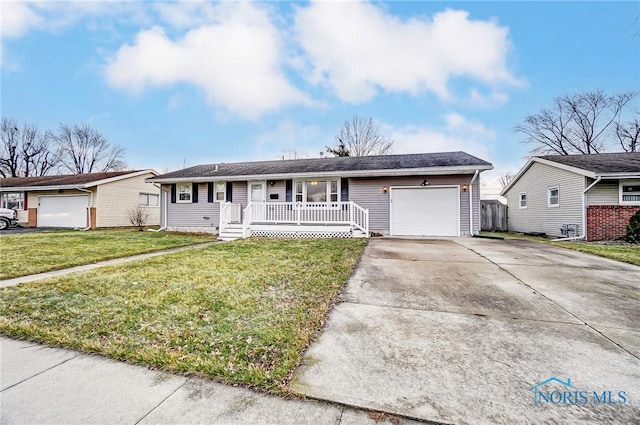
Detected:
left=28, top=208, right=37, bottom=226
left=587, top=205, right=640, bottom=241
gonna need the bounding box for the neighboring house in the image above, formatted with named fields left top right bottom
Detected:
left=501, top=152, right=640, bottom=241
left=0, top=170, right=160, bottom=229
left=147, top=152, right=492, bottom=240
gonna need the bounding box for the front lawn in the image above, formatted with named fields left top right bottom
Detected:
left=0, top=229, right=211, bottom=280
left=480, top=232, right=640, bottom=266
left=0, top=238, right=367, bottom=392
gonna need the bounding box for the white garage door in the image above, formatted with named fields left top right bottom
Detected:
left=390, top=187, right=459, bottom=236
left=38, top=196, right=89, bottom=228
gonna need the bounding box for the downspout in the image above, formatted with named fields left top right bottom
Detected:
left=148, top=184, right=168, bottom=232
left=468, top=170, right=479, bottom=236
left=552, top=176, right=601, bottom=241
left=76, top=187, right=93, bottom=231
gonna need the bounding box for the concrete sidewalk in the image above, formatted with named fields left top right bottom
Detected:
left=0, top=242, right=216, bottom=288
left=0, top=337, right=420, bottom=425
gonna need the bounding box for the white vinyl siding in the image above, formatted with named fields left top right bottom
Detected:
left=586, top=180, right=619, bottom=206
left=266, top=180, right=285, bottom=202
left=505, top=162, right=583, bottom=237
left=233, top=182, right=248, bottom=206
left=95, top=172, right=160, bottom=227
left=165, top=183, right=220, bottom=230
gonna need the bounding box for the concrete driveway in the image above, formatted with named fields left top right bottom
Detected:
left=291, top=238, right=640, bottom=424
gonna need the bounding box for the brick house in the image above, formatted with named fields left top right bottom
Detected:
left=501, top=153, right=640, bottom=241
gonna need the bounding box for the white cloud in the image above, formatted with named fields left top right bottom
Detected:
left=0, top=1, right=42, bottom=38
left=105, top=3, right=310, bottom=119
left=386, top=113, right=495, bottom=159
left=294, top=1, right=522, bottom=103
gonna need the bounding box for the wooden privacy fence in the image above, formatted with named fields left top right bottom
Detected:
left=481, top=200, right=507, bottom=231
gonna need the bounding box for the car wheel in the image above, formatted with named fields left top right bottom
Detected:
left=0, top=218, right=8, bottom=230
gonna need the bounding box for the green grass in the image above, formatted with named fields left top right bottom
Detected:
left=0, top=238, right=368, bottom=392
left=0, top=229, right=212, bottom=280
left=480, top=231, right=640, bottom=266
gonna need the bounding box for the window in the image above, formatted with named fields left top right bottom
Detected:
left=548, top=186, right=559, bottom=207
left=294, top=179, right=340, bottom=203
left=295, top=181, right=303, bottom=203
left=139, top=193, right=159, bottom=207
left=620, top=181, right=640, bottom=204
left=1, top=192, right=24, bottom=210
left=330, top=180, right=339, bottom=202
left=177, top=184, right=191, bottom=203
left=306, top=181, right=327, bottom=202
left=215, top=182, right=225, bottom=202
left=519, top=192, right=527, bottom=209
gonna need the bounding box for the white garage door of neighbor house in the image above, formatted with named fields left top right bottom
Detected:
left=390, top=187, right=459, bottom=237
left=38, top=195, right=89, bottom=228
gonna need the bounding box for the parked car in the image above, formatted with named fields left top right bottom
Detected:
left=0, top=208, right=18, bottom=230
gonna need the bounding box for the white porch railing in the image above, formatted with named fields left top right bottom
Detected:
left=244, top=201, right=369, bottom=236
left=219, top=202, right=242, bottom=230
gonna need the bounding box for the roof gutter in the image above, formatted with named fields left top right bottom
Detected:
left=0, top=184, right=87, bottom=192
left=148, top=185, right=168, bottom=232
left=147, top=165, right=493, bottom=184
left=551, top=176, right=602, bottom=242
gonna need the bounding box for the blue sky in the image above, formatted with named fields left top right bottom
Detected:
left=1, top=1, right=639, bottom=195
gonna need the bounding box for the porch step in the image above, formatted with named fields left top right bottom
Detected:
left=218, top=225, right=244, bottom=241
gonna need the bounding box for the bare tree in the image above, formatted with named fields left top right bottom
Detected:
left=616, top=116, right=640, bottom=152
left=280, top=149, right=309, bottom=160
left=499, top=172, right=515, bottom=189
left=327, top=116, right=393, bottom=157
left=0, top=118, right=60, bottom=177
left=515, top=90, right=636, bottom=155
left=54, top=123, right=126, bottom=173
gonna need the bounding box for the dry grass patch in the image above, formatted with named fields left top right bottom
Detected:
left=0, top=229, right=211, bottom=279
left=480, top=232, right=640, bottom=266
left=0, top=238, right=368, bottom=392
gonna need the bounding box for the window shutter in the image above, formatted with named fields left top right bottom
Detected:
left=170, top=184, right=176, bottom=203
left=24, top=191, right=28, bottom=210
left=285, top=180, right=292, bottom=202
left=192, top=183, right=199, bottom=203
left=226, top=182, right=233, bottom=202
left=340, top=178, right=349, bottom=201
left=207, top=183, right=214, bottom=203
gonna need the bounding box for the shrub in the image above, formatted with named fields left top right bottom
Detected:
left=626, top=210, right=640, bottom=243
left=127, top=206, right=149, bottom=231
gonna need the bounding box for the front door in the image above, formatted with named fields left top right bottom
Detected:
left=249, top=182, right=266, bottom=221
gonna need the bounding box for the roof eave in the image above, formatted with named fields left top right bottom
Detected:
left=147, top=165, right=493, bottom=184
left=0, top=184, right=90, bottom=192
left=598, top=172, right=640, bottom=179
left=501, top=157, right=597, bottom=196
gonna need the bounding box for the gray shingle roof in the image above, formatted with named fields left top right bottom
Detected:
left=539, top=152, right=640, bottom=174
left=0, top=170, right=146, bottom=189
left=151, top=151, right=492, bottom=181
